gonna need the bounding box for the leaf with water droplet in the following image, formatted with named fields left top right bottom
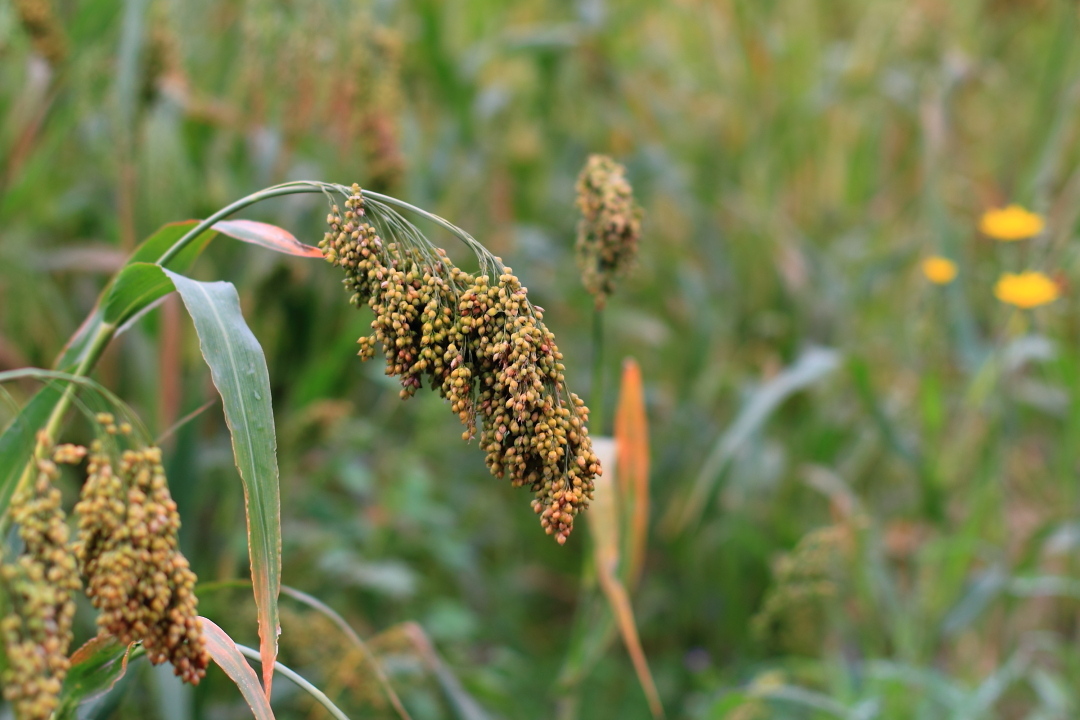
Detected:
left=164, top=271, right=281, bottom=700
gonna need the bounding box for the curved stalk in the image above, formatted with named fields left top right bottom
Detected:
left=2, top=183, right=326, bottom=535
left=2, top=180, right=526, bottom=536
left=155, top=182, right=327, bottom=267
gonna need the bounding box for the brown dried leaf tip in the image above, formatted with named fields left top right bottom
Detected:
left=0, top=455, right=81, bottom=720
left=575, top=154, right=643, bottom=308
left=320, top=186, right=600, bottom=543
left=74, top=424, right=209, bottom=684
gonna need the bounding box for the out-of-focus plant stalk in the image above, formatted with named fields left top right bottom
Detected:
left=591, top=307, right=606, bottom=435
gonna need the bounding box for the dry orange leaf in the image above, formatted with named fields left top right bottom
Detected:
left=614, top=357, right=650, bottom=586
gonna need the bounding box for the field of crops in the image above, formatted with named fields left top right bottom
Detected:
left=4, top=1, right=1080, bottom=718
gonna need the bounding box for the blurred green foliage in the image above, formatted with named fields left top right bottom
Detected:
left=5, top=0, right=1080, bottom=717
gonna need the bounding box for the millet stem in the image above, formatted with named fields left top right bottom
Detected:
left=3, top=182, right=328, bottom=536
left=590, top=305, right=605, bottom=435
left=156, top=182, right=324, bottom=267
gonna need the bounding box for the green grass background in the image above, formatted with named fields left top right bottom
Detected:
left=5, top=0, right=1080, bottom=717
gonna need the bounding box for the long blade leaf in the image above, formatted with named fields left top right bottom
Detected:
left=213, top=219, right=324, bottom=258
left=589, top=438, right=664, bottom=720
left=665, top=346, right=841, bottom=534
left=199, top=618, right=276, bottom=720
left=233, top=643, right=352, bottom=720
left=280, top=586, right=412, bottom=720
left=166, top=270, right=281, bottom=700
left=399, top=623, right=492, bottom=720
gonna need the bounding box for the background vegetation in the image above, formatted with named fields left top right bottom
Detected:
left=4, top=0, right=1080, bottom=717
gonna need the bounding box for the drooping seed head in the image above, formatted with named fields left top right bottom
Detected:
left=323, top=187, right=599, bottom=541
left=74, top=441, right=209, bottom=684
left=574, top=154, right=643, bottom=308
left=1, top=457, right=81, bottom=720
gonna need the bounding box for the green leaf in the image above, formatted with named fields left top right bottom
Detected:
left=1, top=221, right=217, bottom=530
left=102, top=262, right=173, bottom=328
left=0, top=383, right=64, bottom=520
left=56, top=221, right=217, bottom=370
left=127, top=220, right=218, bottom=269
left=55, top=635, right=142, bottom=719
left=55, top=307, right=107, bottom=373
left=199, top=618, right=276, bottom=720
left=166, top=270, right=281, bottom=699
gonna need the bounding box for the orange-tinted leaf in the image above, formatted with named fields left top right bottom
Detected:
left=200, top=617, right=276, bottom=720
left=614, top=358, right=650, bottom=586
left=588, top=439, right=664, bottom=720
left=213, top=219, right=323, bottom=258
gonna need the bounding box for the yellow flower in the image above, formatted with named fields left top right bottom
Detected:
left=979, top=204, right=1044, bottom=241
left=993, top=271, right=1060, bottom=309
left=921, top=256, right=958, bottom=285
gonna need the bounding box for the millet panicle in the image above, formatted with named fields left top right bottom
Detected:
left=320, top=186, right=600, bottom=543
left=0, top=451, right=81, bottom=720
left=575, top=154, right=643, bottom=308
left=74, top=419, right=208, bottom=684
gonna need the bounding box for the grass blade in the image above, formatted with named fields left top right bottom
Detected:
left=399, top=623, right=492, bottom=720
left=56, top=221, right=217, bottom=370
left=167, top=271, right=281, bottom=700
left=199, top=618, right=276, bottom=720
left=664, top=346, right=841, bottom=535
left=102, top=262, right=176, bottom=328
left=126, top=221, right=219, bottom=269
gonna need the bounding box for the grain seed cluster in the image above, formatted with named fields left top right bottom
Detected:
left=321, top=186, right=600, bottom=543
